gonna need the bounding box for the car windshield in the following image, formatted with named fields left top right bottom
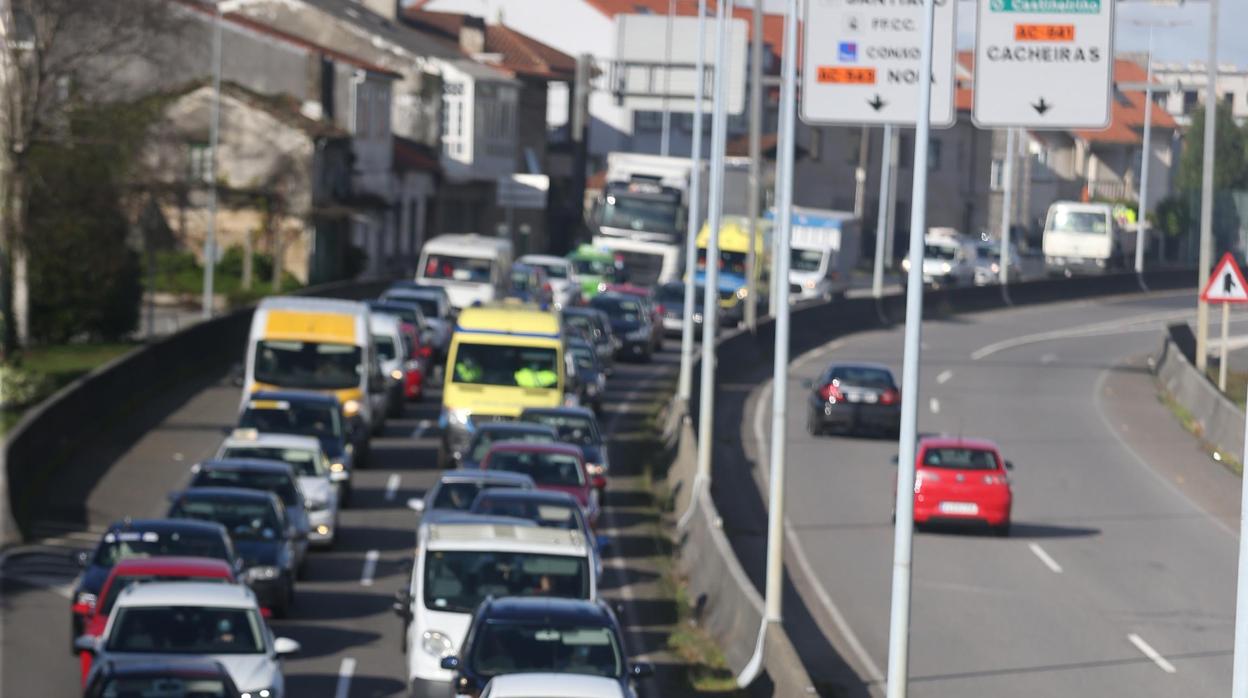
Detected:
left=423, top=254, right=494, bottom=283
left=511, top=269, right=536, bottom=291
left=471, top=621, right=622, bottom=679
left=383, top=294, right=439, bottom=319
left=472, top=497, right=582, bottom=531
left=531, top=262, right=569, bottom=279
left=791, top=249, right=824, bottom=272
left=369, top=303, right=420, bottom=326
left=170, top=499, right=281, bottom=540
left=827, top=367, right=894, bottom=389
left=656, top=285, right=685, bottom=304
left=99, top=676, right=231, bottom=698
left=487, top=450, right=584, bottom=487
left=522, top=413, right=600, bottom=446
left=106, top=607, right=264, bottom=654
left=600, top=192, right=680, bottom=236
left=93, top=531, right=230, bottom=567
left=424, top=551, right=589, bottom=614
left=191, top=470, right=300, bottom=507
left=571, top=348, right=596, bottom=371
left=253, top=340, right=361, bottom=390
left=564, top=315, right=598, bottom=340
left=571, top=257, right=611, bottom=276
left=922, top=447, right=999, bottom=470
left=239, top=401, right=343, bottom=440
left=1049, top=210, right=1108, bottom=235
left=220, top=446, right=325, bottom=478
left=100, top=574, right=230, bottom=619
left=431, top=482, right=490, bottom=511
left=469, top=431, right=556, bottom=463
left=374, top=334, right=398, bottom=361
left=451, top=343, right=559, bottom=389
left=697, top=249, right=747, bottom=276
left=590, top=297, right=642, bottom=323
left=924, top=244, right=958, bottom=261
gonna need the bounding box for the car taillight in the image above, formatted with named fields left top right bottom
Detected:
left=983, top=473, right=1009, bottom=485
left=656, top=303, right=666, bottom=316
left=418, top=345, right=433, bottom=359
left=914, top=469, right=940, bottom=493
left=819, top=383, right=845, bottom=402
left=880, top=388, right=899, bottom=405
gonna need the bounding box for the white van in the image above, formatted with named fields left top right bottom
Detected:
left=416, top=234, right=514, bottom=310
left=781, top=207, right=861, bottom=302
left=395, top=522, right=595, bottom=697
left=1043, top=201, right=1129, bottom=276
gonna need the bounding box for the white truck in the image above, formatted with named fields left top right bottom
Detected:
left=778, top=206, right=862, bottom=302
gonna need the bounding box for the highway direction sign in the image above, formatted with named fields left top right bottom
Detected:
left=1201, top=253, right=1248, bottom=304
left=800, top=0, right=957, bottom=127
left=972, top=0, right=1114, bottom=128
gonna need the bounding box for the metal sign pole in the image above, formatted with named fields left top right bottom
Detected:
left=998, top=128, right=1016, bottom=287
left=885, top=0, right=938, bottom=693
left=1221, top=301, right=1230, bottom=392
left=1195, top=0, right=1219, bottom=374
left=203, top=3, right=223, bottom=319
left=660, top=0, right=675, bottom=156
left=694, top=0, right=732, bottom=492
left=1135, top=27, right=1155, bottom=276
left=677, top=0, right=709, bottom=407
left=745, top=0, right=763, bottom=332
left=872, top=124, right=893, bottom=299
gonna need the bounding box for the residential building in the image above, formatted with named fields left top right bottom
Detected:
left=1152, top=61, right=1248, bottom=126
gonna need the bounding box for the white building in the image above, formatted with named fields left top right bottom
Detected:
left=1152, top=61, right=1248, bottom=126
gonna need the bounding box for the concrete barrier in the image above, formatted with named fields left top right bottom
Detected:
left=1155, top=323, right=1246, bottom=462
left=2, top=279, right=389, bottom=545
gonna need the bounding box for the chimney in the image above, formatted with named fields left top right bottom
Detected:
left=459, top=15, right=486, bottom=55
left=355, top=0, right=397, bottom=21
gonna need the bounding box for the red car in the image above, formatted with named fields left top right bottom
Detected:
left=400, top=321, right=433, bottom=400
left=78, top=556, right=239, bottom=685
left=909, top=437, right=1013, bottom=536
left=479, top=441, right=599, bottom=528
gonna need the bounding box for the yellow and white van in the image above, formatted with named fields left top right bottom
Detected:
left=245, top=297, right=385, bottom=435
left=438, top=305, right=565, bottom=467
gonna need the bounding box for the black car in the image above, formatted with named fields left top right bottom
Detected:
left=589, top=292, right=653, bottom=362
left=166, top=487, right=299, bottom=617
left=239, top=390, right=363, bottom=472
left=562, top=306, right=616, bottom=375
left=461, top=422, right=559, bottom=468
left=70, top=518, right=238, bottom=650
left=566, top=338, right=606, bottom=415
left=805, top=362, right=901, bottom=437
left=442, top=597, right=651, bottom=698
left=188, top=459, right=311, bottom=570
left=655, top=281, right=709, bottom=337
left=519, top=407, right=610, bottom=492
left=84, top=658, right=242, bottom=698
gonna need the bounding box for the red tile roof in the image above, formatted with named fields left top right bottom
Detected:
left=402, top=10, right=577, bottom=81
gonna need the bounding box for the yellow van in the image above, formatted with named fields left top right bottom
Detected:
left=696, top=216, right=770, bottom=326
left=438, top=305, right=565, bottom=467
left=245, top=297, right=386, bottom=436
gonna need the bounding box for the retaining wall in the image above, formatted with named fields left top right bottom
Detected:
left=1155, top=323, right=1246, bottom=461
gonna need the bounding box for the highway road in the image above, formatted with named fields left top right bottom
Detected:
left=749, top=291, right=1244, bottom=697
left=0, top=349, right=679, bottom=696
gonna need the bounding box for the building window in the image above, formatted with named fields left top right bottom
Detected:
left=374, top=86, right=389, bottom=138
left=188, top=142, right=211, bottom=183
left=358, top=82, right=372, bottom=137
left=927, top=138, right=942, bottom=172
left=442, top=82, right=466, bottom=157
left=990, top=158, right=1004, bottom=191
left=635, top=111, right=662, bottom=132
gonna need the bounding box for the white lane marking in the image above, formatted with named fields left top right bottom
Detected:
left=1127, top=633, right=1177, bottom=674
left=1027, top=543, right=1063, bottom=574
left=970, top=309, right=1200, bottom=360
left=929, top=398, right=940, bottom=414
left=936, top=370, right=953, bottom=384
left=411, top=419, right=434, bottom=438
left=334, top=657, right=357, bottom=698
left=1040, top=353, right=1058, bottom=365
left=384, top=473, right=401, bottom=501
left=360, top=550, right=379, bottom=587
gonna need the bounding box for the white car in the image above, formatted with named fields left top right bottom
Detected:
left=482, top=673, right=627, bottom=698
left=218, top=431, right=346, bottom=547
left=393, top=522, right=596, bottom=697
left=518, top=254, right=579, bottom=308
left=76, top=581, right=300, bottom=697
left=371, top=311, right=407, bottom=418
left=901, top=230, right=977, bottom=288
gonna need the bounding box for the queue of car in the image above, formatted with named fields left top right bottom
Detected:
left=68, top=236, right=663, bottom=697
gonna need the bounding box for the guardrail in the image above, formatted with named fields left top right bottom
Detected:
left=666, top=268, right=1196, bottom=695
left=1155, top=322, right=1245, bottom=463
left=2, top=279, right=389, bottom=546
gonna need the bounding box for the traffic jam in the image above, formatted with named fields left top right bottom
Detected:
left=65, top=234, right=699, bottom=698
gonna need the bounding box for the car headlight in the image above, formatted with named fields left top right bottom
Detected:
left=586, top=463, right=606, bottom=477
left=240, top=688, right=275, bottom=698
left=940, top=262, right=952, bottom=274
left=803, top=279, right=817, bottom=290
left=901, top=258, right=911, bottom=271
left=735, top=287, right=749, bottom=299
left=329, top=461, right=346, bottom=473
left=442, top=408, right=473, bottom=430
left=74, top=591, right=97, bottom=613
left=422, top=630, right=456, bottom=658
left=990, top=263, right=1000, bottom=274
left=1095, top=258, right=1106, bottom=268
left=245, top=566, right=281, bottom=582
left=390, top=368, right=404, bottom=381
left=342, top=399, right=361, bottom=418
left=692, top=312, right=703, bottom=323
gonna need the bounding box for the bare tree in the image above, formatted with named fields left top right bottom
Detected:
left=0, top=0, right=189, bottom=353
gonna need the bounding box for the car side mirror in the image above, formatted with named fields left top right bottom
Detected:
left=329, top=470, right=349, bottom=483
left=75, top=550, right=90, bottom=568
left=393, top=589, right=412, bottom=620
left=440, top=656, right=460, bottom=671
left=631, top=662, right=655, bottom=678
left=273, top=637, right=301, bottom=656
left=407, top=497, right=426, bottom=513
left=73, top=635, right=98, bottom=654
left=1005, top=460, right=1015, bottom=471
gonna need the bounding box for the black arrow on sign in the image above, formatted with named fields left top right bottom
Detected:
left=868, top=94, right=886, bottom=112
left=1032, top=97, right=1052, bottom=115
left=1225, top=271, right=1236, bottom=295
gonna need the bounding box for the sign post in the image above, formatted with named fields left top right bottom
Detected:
left=1199, top=253, right=1248, bottom=391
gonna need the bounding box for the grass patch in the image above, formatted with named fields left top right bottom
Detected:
left=1, top=342, right=135, bottom=435
left=1205, top=365, right=1248, bottom=409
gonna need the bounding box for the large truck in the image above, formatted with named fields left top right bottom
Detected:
left=769, top=206, right=861, bottom=302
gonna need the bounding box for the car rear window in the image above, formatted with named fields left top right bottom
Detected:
left=826, top=366, right=894, bottom=388
left=921, top=448, right=999, bottom=470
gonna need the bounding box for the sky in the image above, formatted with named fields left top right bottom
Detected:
left=756, top=0, right=1245, bottom=68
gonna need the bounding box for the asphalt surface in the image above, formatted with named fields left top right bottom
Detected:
left=745, top=290, right=1243, bottom=697
left=1, top=347, right=681, bottom=696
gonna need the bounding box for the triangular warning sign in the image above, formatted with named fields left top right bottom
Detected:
left=1201, top=253, right=1248, bottom=303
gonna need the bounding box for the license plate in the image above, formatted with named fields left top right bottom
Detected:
left=938, top=501, right=979, bottom=515
left=846, top=392, right=877, bottom=404
left=1068, top=256, right=1084, bottom=264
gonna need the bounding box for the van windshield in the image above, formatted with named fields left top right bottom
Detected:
left=451, top=343, right=559, bottom=389
left=1049, top=210, right=1108, bottom=235
left=571, top=257, right=611, bottom=276
left=253, top=340, right=361, bottom=390
left=697, top=249, right=747, bottom=276
left=791, top=249, right=824, bottom=272
left=423, top=254, right=494, bottom=284
left=423, top=550, right=589, bottom=613
left=374, top=334, right=397, bottom=361
left=924, top=245, right=958, bottom=261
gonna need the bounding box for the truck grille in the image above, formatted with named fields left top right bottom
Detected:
left=616, top=251, right=664, bottom=287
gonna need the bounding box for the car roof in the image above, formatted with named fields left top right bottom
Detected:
left=175, top=487, right=279, bottom=504
left=520, top=406, right=597, bottom=420
left=247, top=390, right=340, bottom=406
left=98, top=657, right=231, bottom=680
left=484, top=673, right=624, bottom=697
left=424, top=523, right=587, bottom=554
left=107, top=556, right=235, bottom=577
left=591, top=292, right=637, bottom=303
left=114, top=581, right=257, bottom=609
left=475, top=488, right=581, bottom=507
left=561, top=306, right=605, bottom=318
left=104, top=518, right=226, bottom=537
left=918, top=436, right=1001, bottom=451
left=438, top=469, right=536, bottom=486
left=456, top=306, right=560, bottom=336
left=484, top=441, right=585, bottom=460
left=195, top=459, right=295, bottom=476
left=479, top=596, right=609, bottom=623
left=474, top=422, right=559, bottom=435
left=221, top=431, right=323, bottom=451
left=824, top=361, right=894, bottom=373
left=257, top=296, right=368, bottom=315
left=422, top=513, right=540, bottom=528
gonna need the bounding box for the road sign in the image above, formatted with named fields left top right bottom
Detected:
left=799, top=0, right=957, bottom=127
left=971, top=0, right=1114, bottom=128
left=496, top=174, right=549, bottom=210
left=1201, top=253, right=1248, bottom=304
left=614, top=15, right=747, bottom=115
